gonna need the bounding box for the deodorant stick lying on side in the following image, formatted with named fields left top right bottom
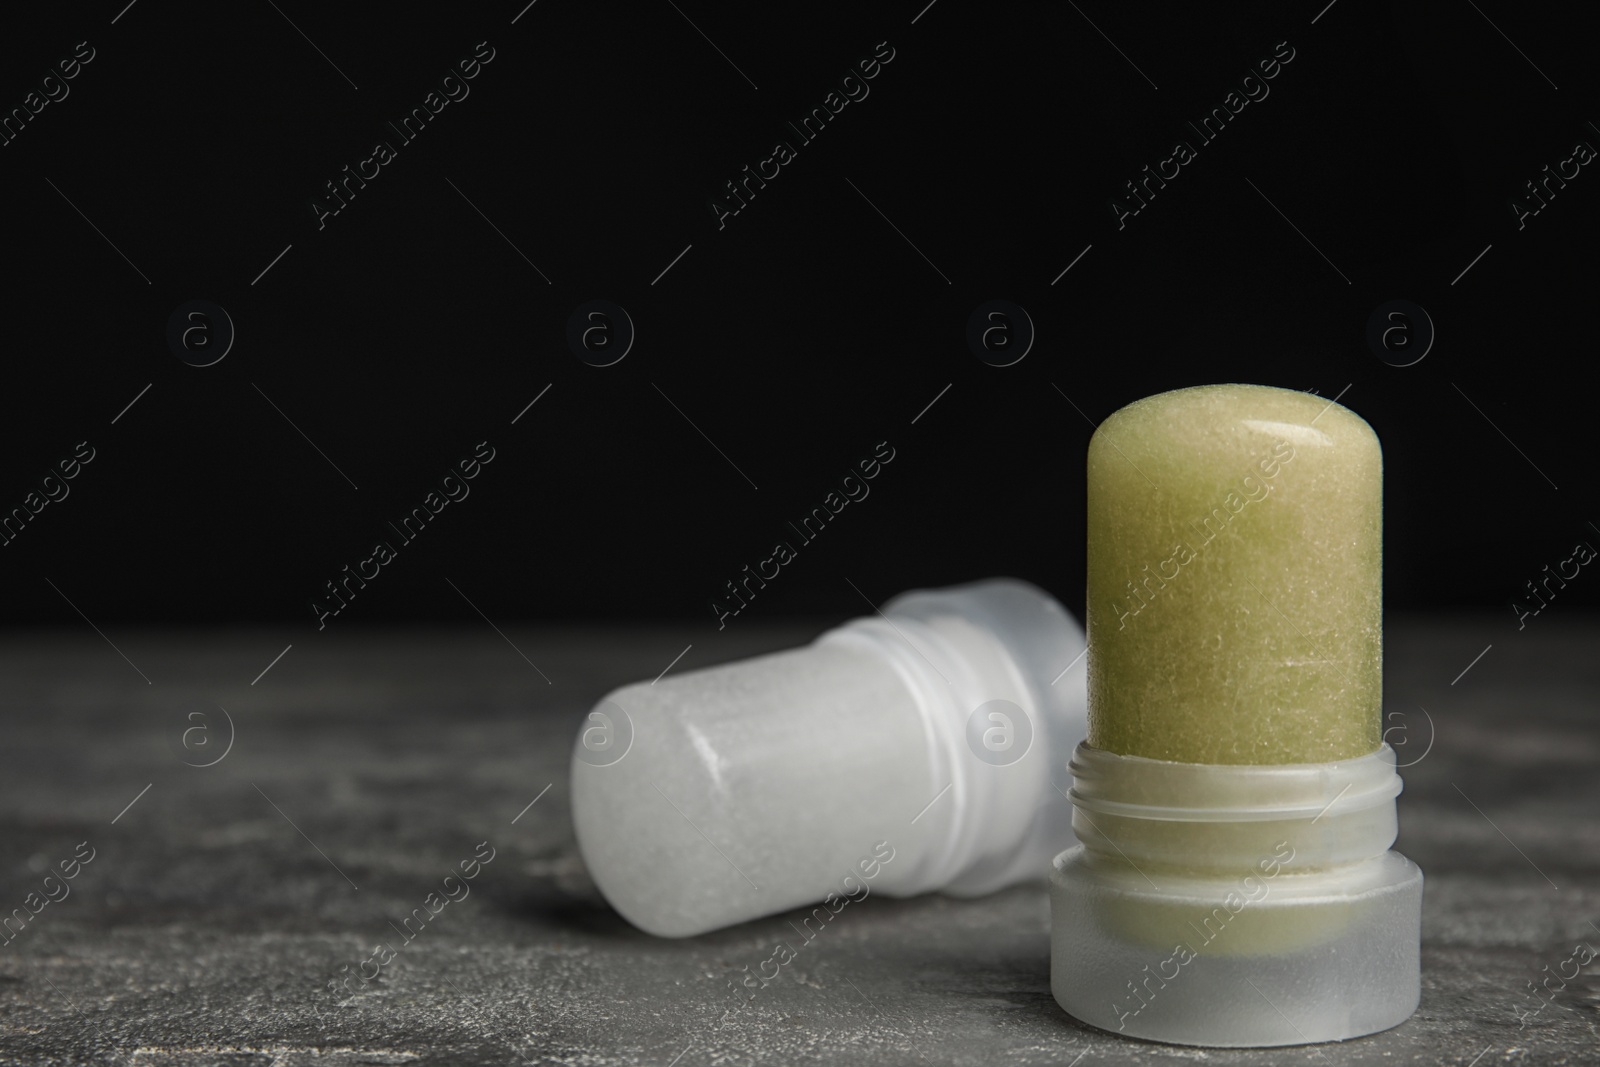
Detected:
left=570, top=578, right=1089, bottom=937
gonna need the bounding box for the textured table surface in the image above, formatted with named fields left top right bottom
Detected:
left=1, top=615, right=1595, bottom=1066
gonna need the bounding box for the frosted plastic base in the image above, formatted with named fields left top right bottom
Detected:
left=1050, top=846, right=1422, bottom=1047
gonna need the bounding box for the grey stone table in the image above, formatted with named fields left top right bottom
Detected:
left=1, top=616, right=1595, bottom=1066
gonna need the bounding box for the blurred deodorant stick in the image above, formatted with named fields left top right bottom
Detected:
left=570, top=578, right=1088, bottom=937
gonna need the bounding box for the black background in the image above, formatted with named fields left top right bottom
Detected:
left=1, top=0, right=1594, bottom=636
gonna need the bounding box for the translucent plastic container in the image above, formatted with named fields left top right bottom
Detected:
left=570, top=578, right=1089, bottom=937
left=1049, top=742, right=1423, bottom=1046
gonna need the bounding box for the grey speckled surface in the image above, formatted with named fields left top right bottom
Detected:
left=1, top=615, right=1596, bottom=1066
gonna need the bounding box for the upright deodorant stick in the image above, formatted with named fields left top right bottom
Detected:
left=1050, top=383, right=1423, bottom=1046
